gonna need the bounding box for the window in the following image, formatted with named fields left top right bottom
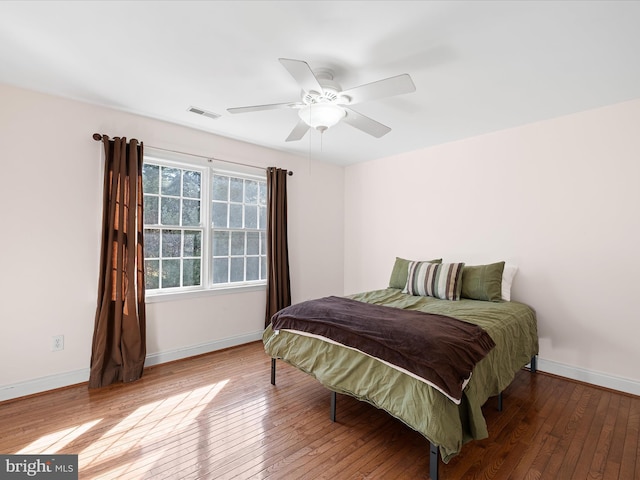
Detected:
left=211, top=174, right=268, bottom=285
left=142, top=156, right=267, bottom=295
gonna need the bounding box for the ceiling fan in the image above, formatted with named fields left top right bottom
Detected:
left=227, top=58, right=416, bottom=142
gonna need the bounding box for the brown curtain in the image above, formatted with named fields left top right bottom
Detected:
left=265, top=167, right=291, bottom=327
left=89, top=136, right=146, bottom=388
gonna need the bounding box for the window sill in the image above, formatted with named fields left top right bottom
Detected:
left=145, top=283, right=266, bottom=303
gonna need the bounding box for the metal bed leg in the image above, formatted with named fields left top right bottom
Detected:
left=530, top=355, right=537, bottom=373
left=429, top=442, right=439, bottom=480
left=330, top=391, right=337, bottom=422
left=497, top=392, right=503, bottom=412
left=271, top=358, right=276, bottom=385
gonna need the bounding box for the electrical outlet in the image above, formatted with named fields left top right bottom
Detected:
left=52, top=335, right=64, bottom=352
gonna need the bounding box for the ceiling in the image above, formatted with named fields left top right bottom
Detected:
left=1, top=1, right=640, bottom=166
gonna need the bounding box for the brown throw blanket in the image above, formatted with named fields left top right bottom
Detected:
left=270, top=296, right=496, bottom=403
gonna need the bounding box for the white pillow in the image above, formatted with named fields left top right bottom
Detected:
left=501, top=264, right=518, bottom=301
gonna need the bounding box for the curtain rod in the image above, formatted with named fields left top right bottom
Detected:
left=92, top=133, right=293, bottom=176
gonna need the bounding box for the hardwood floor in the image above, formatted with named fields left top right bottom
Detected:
left=1, top=341, right=638, bottom=479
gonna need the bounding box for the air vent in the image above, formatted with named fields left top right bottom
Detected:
left=188, top=106, right=221, bottom=120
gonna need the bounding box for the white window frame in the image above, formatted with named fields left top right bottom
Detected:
left=143, top=151, right=267, bottom=302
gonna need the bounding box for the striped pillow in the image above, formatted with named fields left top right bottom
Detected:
left=403, top=261, right=465, bottom=301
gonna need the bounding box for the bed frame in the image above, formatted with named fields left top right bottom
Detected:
left=270, top=355, right=538, bottom=480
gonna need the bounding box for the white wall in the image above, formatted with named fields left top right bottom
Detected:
left=0, top=83, right=345, bottom=400
left=344, top=98, right=640, bottom=394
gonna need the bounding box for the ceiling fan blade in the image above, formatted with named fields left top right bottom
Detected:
left=285, top=119, right=310, bottom=142
left=343, top=108, right=392, bottom=138
left=340, top=74, right=416, bottom=105
left=279, top=58, right=323, bottom=94
left=227, top=102, right=301, bottom=114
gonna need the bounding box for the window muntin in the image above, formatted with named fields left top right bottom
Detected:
left=142, top=157, right=266, bottom=295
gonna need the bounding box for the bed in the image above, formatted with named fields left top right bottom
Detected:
left=263, top=260, right=538, bottom=479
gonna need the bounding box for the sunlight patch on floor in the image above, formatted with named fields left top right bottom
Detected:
left=79, top=380, right=229, bottom=479
left=16, top=419, right=102, bottom=455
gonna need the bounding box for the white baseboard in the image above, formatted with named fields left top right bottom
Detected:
left=0, top=330, right=264, bottom=403
left=144, top=330, right=264, bottom=367
left=0, top=368, right=91, bottom=404
left=536, top=358, right=640, bottom=396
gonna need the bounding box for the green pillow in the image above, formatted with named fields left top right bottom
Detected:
left=461, top=261, right=505, bottom=302
left=389, top=257, right=442, bottom=289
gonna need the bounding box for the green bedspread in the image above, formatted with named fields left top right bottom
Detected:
left=263, top=288, right=538, bottom=462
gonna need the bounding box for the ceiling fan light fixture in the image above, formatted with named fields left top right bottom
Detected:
left=229, top=58, right=414, bottom=141
left=298, top=103, right=346, bottom=132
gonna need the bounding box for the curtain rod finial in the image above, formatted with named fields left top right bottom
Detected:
left=92, top=133, right=103, bottom=141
